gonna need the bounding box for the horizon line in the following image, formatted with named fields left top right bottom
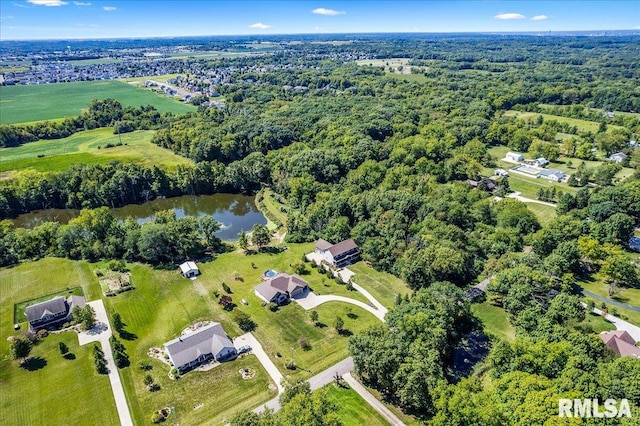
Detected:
left=1, top=28, right=639, bottom=42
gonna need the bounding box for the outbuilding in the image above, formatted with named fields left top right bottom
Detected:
left=179, top=261, right=200, bottom=278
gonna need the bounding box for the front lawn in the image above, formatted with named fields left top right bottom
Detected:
left=348, top=261, right=412, bottom=308
left=0, top=258, right=118, bottom=425
left=470, top=301, right=516, bottom=342
left=325, top=383, right=390, bottom=426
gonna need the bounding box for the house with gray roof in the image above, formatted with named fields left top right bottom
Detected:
left=539, top=168, right=566, bottom=182
left=608, top=152, right=627, bottom=164
left=314, top=238, right=360, bottom=268
left=164, top=322, right=237, bottom=372
left=255, top=273, right=309, bottom=305
left=25, top=295, right=85, bottom=331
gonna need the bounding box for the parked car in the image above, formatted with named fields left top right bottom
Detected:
left=238, top=345, right=251, bottom=354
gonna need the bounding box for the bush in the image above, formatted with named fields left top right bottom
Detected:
left=292, top=261, right=308, bottom=275
left=222, top=282, right=232, bottom=294
left=297, top=336, right=311, bottom=351
left=110, top=336, right=130, bottom=368
left=268, top=302, right=279, bottom=312
left=139, top=360, right=153, bottom=371
left=59, top=341, right=69, bottom=356
left=345, top=280, right=354, bottom=291
left=234, top=311, right=256, bottom=332
left=285, top=359, right=297, bottom=370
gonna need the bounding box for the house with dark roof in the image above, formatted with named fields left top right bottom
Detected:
left=314, top=238, right=361, bottom=268
left=600, top=330, right=640, bottom=358
left=25, top=295, right=85, bottom=331
left=164, top=322, right=237, bottom=372
left=254, top=273, right=309, bottom=305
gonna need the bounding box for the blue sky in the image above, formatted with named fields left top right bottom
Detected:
left=0, top=1, right=638, bottom=40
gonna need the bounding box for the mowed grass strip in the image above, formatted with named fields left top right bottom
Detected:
left=0, top=258, right=117, bottom=425
left=0, top=80, right=195, bottom=124
left=0, top=128, right=192, bottom=173
left=503, top=110, right=626, bottom=133
left=470, top=301, right=516, bottom=342
left=324, top=383, right=390, bottom=426
left=348, top=261, right=412, bottom=308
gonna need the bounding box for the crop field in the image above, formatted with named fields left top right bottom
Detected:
left=0, top=80, right=195, bottom=124
left=0, top=128, right=192, bottom=173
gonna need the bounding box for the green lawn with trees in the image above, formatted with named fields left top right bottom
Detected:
left=0, top=80, right=194, bottom=124
left=0, top=128, right=192, bottom=173
left=324, top=382, right=390, bottom=426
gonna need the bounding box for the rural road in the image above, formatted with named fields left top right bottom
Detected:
left=255, top=357, right=356, bottom=414
left=78, top=300, right=134, bottom=426
left=343, top=372, right=405, bottom=426
left=577, top=286, right=640, bottom=313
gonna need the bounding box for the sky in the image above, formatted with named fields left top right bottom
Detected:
left=0, top=1, right=639, bottom=40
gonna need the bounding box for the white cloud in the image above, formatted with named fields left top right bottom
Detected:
left=494, top=12, right=525, bottom=20
left=312, top=8, right=345, bottom=16
left=249, top=22, right=271, bottom=29
left=73, top=1, right=91, bottom=5
left=12, top=2, right=32, bottom=8
left=102, top=6, right=116, bottom=11
left=532, top=15, right=549, bottom=21
left=0, top=15, right=15, bottom=20
left=27, top=0, right=68, bottom=6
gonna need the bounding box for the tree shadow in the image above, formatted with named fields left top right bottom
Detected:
left=346, top=312, right=358, bottom=320
left=315, top=322, right=327, bottom=329
left=21, top=357, right=47, bottom=371
left=63, top=353, right=76, bottom=360
left=119, top=330, right=138, bottom=341
left=338, top=329, right=353, bottom=337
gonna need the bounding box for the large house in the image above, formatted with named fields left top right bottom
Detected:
left=314, top=238, right=361, bottom=268
left=164, top=322, right=237, bottom=372
left=179, top=261, right=200, bottom=278
left=255, top=273, right=309, bottom=305
left=600, top=330, right=640, bottom=358
left=539, top=168, right=566, bottom=182
left=25, top=295, right=85, bottom=331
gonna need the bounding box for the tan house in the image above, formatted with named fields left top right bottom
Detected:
left=255, top=273, right=309, bottom=305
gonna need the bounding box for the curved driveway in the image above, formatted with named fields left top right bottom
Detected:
left=294, top=290, right=387, bottom=321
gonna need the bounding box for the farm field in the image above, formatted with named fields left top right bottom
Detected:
left=0, top=80, right=195, bottom=124
left=0, top=258, right=117, bottom=426
left=325, top=383, right=390, bottom=426
left=0, top=128, right=192, bottom=173
left=503, top=110, right=626, bottom=134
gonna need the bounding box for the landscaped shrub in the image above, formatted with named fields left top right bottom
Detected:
left=139, top=360, right=153, bottom=371
left=234, top=311, right=256, bottom=332
left=268, top=302, right=279, bottom=312
left=110, top=336, right=130, bottom=368
left=93, top=345, right=107, bottom=374
left=345, top=280, right=354, bottom=291
left=107, top=259, right=129, bottom=272
left=297, top=336, right=311, bottom=351
left=285, top=359, right=297, bottom=370
left=291, top=261, right=308, bottom=275
left=58, top=341, right=69, bottom=356
left=222, top=282, right=232, bottom=294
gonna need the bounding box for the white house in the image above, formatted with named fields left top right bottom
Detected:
left=164, top=322, right=237, bottom=372
left=539, top=169, right=566, bottom=182
left=505, top=152, right=524, bottom=162
left=608, top=152, right=627, bottom=163
left=494, top=169, right=509, bottom=177
left=314, top=238, right=360, bottom=268
left=179, top=261, right=200, bottom=278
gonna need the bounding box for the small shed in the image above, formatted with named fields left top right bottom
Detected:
left=179, top=261, right=200, bottom=278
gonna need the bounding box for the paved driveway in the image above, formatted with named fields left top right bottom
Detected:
left=588, top=305, right=640, bottom=341
left=77, top=300, right=133, bottom=426
left=234, top=332, right=284, bottom=393
left=344, top=372, right=405, bottom=426
left=294, top=290, right=386, bottom=322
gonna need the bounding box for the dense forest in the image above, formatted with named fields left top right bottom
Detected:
left=2, top=35, right=640, bottom=424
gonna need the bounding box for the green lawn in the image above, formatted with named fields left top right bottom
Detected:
left=0, top=258, right=117, bottom=426
left=582, top=312, right=616, bottom=333
left=470, top=301, right=516, bottom=342
left=259, top=188, right=288, bottom=229
left=503, top=110, right=625, bottom=133
left=325, top=383, right=390, bottom=426
left=348, top=261, right=412, bottom=308
left=578, top=277, right=640, bottom=307
left=525, top=203, right=557, bottom=227
left=0, top=128, right=192, bottom=173
left=355, top=380, right=424, bottom=426
left=0, top=80, right=195, bottom=124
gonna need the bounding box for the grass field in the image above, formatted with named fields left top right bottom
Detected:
left=470, top=301, right=516, bottom=342
left=0, top=80, right=195, bottom=124
left=0, top=258, right=117, bottom=426
left=0, top=128, right=192, bottom=173
left=524, top=203, right=557, bottom=226
left=357, top=380, right=424, bottom=426
left=348, top=261, right=412, bottom=308
left=503, top=110, right=625, bottom=134
left=325, top=383, right=390, bottom=426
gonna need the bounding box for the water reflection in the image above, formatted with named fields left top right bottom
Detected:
left=12, top=194, right=267, bottom=241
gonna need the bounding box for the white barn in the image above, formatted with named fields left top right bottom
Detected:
left=179, top=261, right=200, bottom=278
left=505, top=152, right=524, bottom=162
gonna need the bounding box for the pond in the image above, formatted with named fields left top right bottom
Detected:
left=12, top=193, right=267, bottom=241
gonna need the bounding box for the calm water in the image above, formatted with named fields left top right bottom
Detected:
left=12, top=194, right=267, bottom=241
